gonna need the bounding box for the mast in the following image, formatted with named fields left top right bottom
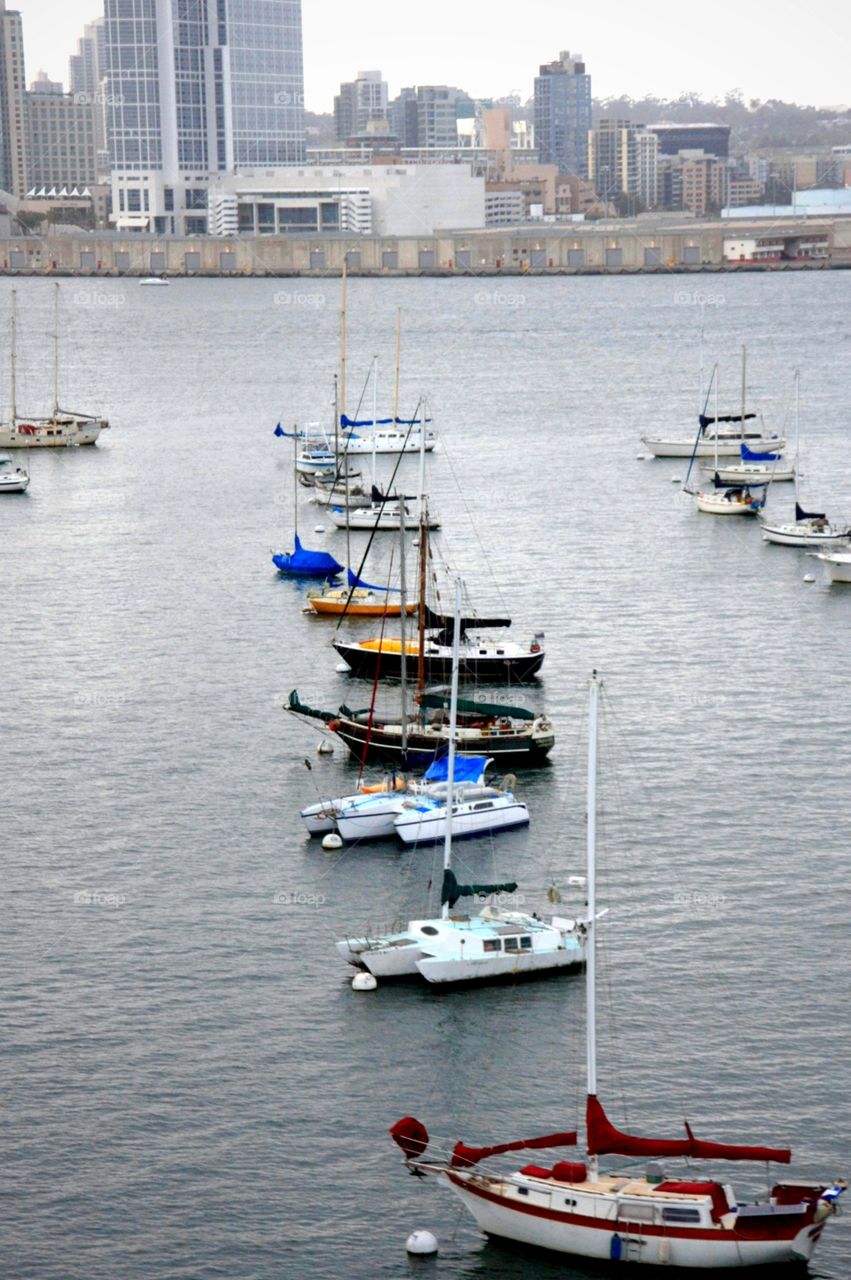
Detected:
left=441, top=578, right=462, bottom=921
left=52, top=282, right=60, bottom=418
left=713, top=364, right=720, bottom=474
left=586, top=671, right=600, bottom=1180
left=697, top=304, right=705, bottom=418
left=339, top=261, right=347, bottom=435
left=793, top=368, right=800, bottom=506
left=10, top=289, right=17, bottom=425
left=371, top=355, right=378, bottom=488
left=417, top=396, right=428, bottom=692
left=399, top=507, right=408, bottom=766
left=740, top=344, right=747, bottom=428
left=292, top=424, right=299, bottom=542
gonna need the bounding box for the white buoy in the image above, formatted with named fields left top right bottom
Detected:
left=405, top=1229, right=438, bottom=1255
left=335, top=662, right=350, bottom=673
left=314, top=524, right=325, bottom=533
left=322, top=832, right=343, bottom=851
left=352, top=972, right=378, bottom=992
left=316, top=740, right=334, bottom=756
left=803, top=573, right=815, bottom=583
left=670, top=476, right=682, bottom=484
left=636, top=453, right=647, bottom=460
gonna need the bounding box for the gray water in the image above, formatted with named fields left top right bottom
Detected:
left=2, top=271, right=850, bottom=1279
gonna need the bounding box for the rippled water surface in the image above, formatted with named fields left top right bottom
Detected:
left=2, top=272, right=850, bottom=1279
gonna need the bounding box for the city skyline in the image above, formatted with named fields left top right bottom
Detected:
left=12, top=0, right=851, bottom=115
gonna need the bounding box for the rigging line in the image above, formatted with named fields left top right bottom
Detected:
left=356, top=562, right=394, bottom=788
left=333, top=397, right=424, bottom=630
left=436, top=432, right=511, bottom=619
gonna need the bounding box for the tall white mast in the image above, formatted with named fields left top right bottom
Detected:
left=10, top=290, right=17, bottom=425
left=740, top=344, right=747, bottom=429
left=440, top=579, right=462, bottom=921
left=371, top=355, right=378, bottom=488
left=793, top=368, right=800, bottom=508
left=52, top=282, right=60, bottom=418
left=713, top=364, right=720, bottom=474
left=339, top=262, right=347, bottom=430
left=586, top=671, right=600, bottom=1180
left=398, top=502, right=408, bottom=766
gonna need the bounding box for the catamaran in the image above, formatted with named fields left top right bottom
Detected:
left=389, top=672, right=845, bottom=1266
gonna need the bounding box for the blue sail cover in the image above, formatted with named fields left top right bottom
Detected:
left=347, top=568, right=400, bottom=593
left=424, top=754, right=490, bottom=784
left=741, top=443, right=780, bottom=462
left=273, top=535, right=344, bottom=577
left=340, top=414, right=432, bottom=428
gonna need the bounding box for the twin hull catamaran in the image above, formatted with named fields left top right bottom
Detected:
left=389, top=674, right=844, bottom=1266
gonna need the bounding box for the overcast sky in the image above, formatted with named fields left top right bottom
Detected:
left=17, top=0, right=851, bottom=112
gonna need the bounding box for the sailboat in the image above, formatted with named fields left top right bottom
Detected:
left=701, top=443, right=795, bottom=486
left=389, top=672, right=845, bottom=1265
left=642, top=346, right=785, bottom=459
left=761, top=372, right=850, bottom=547
left=335, top=580, right=585, bottom=987
left=272, top=422, right=344, bottom=578
left=0, top=286, right=110, bottom=448
left=0, top=450, right=30, bottom=492
left=812, top=549, right=851, bottom=584
left=687, top=365, right=768, bottom=516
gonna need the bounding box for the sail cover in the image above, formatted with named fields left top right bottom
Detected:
left=418, top=692, right=536, bottom=722
left=586, top=1096, right=791, bottom=1163
left=699, top=412, right=757, bottom=429
left=273, top=536, right=343, bottom=577
left=796, top=502, right=826, bottom=522
left=441, top=868, right=518, bottom=908
left=287, top=690, right=335, bottom=723
left=341, top=414, right=431, bottom=428
left=741, top=444, right=780, bottom=462
left=424, top=754, right=490, bottom=784
left=389, top=1117, right=578, bottom=1167
left=422, top=605, right=511, bottom=642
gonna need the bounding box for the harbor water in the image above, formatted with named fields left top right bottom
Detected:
left=2, top=271, right=850, bottom=1278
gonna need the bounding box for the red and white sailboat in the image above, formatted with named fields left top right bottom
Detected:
left=389, top=673, right=845, bottom=1268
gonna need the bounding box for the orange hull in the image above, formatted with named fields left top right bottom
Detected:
left=307, top=598, right=415, bottom=618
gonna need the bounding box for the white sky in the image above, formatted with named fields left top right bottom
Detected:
left=16, top=0, right=851, bottom=112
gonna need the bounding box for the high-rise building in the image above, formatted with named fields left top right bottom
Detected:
left=649, top=123, right=731, bottom=159
left=416, top=86, right=469, bottom=149
left=588, top=118, right=658, bottom=210
left=534, top=50, right=591, bottom=177
left=103, top=0, right=305, bottom=233
left=0, top=0, right=28, bottom=194
left=390, top=87, right=418, bottom=148
left=26, top=72, right=98, bottom=189
left=334, top=70, right=388, bottom=141
left=69, top=17, right=109, bottom=177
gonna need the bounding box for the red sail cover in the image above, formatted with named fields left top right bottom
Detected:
left=586, top=1096, right=791, bottom=1164
left=451, top=1130, right=578, bottom=1170
left=390, top=1117, right=430, bottom=1160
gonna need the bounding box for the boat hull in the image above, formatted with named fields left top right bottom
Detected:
left=446, top=1174, right=825, bottom=1268
left=642, top=436, right=785, bottom=459
left=761, top=523, right=850, bottom=547
left=394, top=801, right=529, bottom=845
left=417, top=947, right=582, bottom=985
left=332, top=720, right=554, bottom=769
left=695, top=492, right=762, bottom=515
left=704, top=465, right=794, bottom=484
left=0, top=419, right=107, bottom=447
left=0, top=476, right=30, bottom=492
left=332, top=642, right=545, bottom=683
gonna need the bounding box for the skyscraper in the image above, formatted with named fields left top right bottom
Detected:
left=69, top=17, right=108, bottom=178
left=534, top=50, right=591, bottom=177
left=0, top=0, right=28, bottom=195
left=103, top=0, right=305, bottom=233
left=334, top=70, right=388, bottom=141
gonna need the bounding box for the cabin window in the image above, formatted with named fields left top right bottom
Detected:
left=483, top=939, right=501, bottom=952
left=520, top=936, right=532, bottom=949
left=473, top=801, right=493, bottom=811
left=505, top=937, right=519, bottom=951
left=420, top=926, right=439, bottom=936
left=496, top=649, right=505, bottom=655
left=517, top=1187, right=529, bottom=1196
left=662, top=1206, right=701, bottom=1224
left=563, top=1197, right=577, bottom=1207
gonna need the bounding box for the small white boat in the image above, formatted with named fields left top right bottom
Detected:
left=393, top=787, right=529, bottom=845
left=762, top=510, right=851, bottom=546
left=296, top=448, right=337, bottom=474
left=695, top=480, right=766, bottom=516
left=644, top=428, right=785, bottom=459
left=340, top=416, right=436, bottom=455
left=328, top=502, right=438, bottom=531
left=140, top=276, right=169, bottom=286
left=0, top=450, right=29, bottom=492
left=702, top=442, right=795, bottom=485
left=813, top=550, right=851, bottom=583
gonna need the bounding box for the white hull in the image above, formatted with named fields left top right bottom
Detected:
left=394, top=798, right=529, bottom=844
left=446, top=1174, right=822, bottom=1268
left=140, top=277, right=169, bottom=286
left=335, top=935, right=425, bottom=978
left=342, top=431, right=436, bottom=455
left=417, top=945, right=580, bottom=985
left=703, top=463, right=795, bottom=484
left=814, top=551, right=851, bottom=583
left=329, top=505, right=434, bottom=531
left=761, top=523, right=850, bottom=547
left=695, top=492, right=761, bottom=515
left=0, top=476, right=29, bottom=492
left=642, top=435, right=785, bottom=459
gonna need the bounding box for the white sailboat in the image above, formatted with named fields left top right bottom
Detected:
left=0, top=450, right=30, bottom=492
left=0, top=286, right=109, bottom=448
left=761, top=372, right=850, bottom=547
left=335, top=579, right=585, bottom=987
left=687, top=366, right=768, bottom=516
left=390, top=672, right=846, bottom=1266
left=643, top=346, right=785, bottom=459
